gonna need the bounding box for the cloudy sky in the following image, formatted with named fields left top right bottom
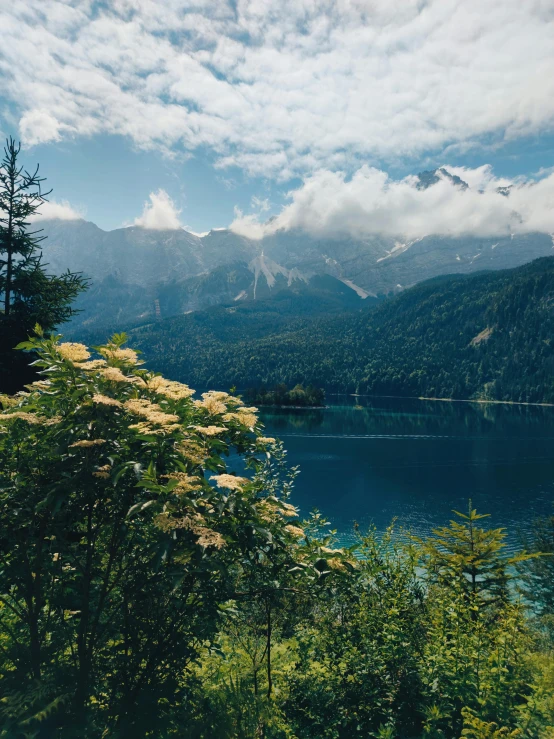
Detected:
left=1, top=0, right=554, bottom=237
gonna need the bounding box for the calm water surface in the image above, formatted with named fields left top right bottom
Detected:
left=258, top=396, right=554, bottom=549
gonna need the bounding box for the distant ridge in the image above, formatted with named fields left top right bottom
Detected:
left=128, top=257, right=554, bottom=405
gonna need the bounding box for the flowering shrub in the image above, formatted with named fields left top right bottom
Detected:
left=0, top=329, right=330, bottom=734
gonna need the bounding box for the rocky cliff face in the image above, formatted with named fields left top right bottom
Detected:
left=40, top=220, right=255, bottom=285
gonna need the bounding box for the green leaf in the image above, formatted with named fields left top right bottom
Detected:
left=14, top=341, right=35, bottom=350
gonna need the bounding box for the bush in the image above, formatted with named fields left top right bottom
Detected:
left=0, top=330, right=314, bottom=737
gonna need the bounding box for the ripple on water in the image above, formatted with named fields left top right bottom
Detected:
left=260, top=396, right=554, bottom=551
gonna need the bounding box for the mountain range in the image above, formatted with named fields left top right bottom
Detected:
left=38, top=168, right=554, bottom=333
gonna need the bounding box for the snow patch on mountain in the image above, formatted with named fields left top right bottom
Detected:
left=338, top=278, right=373, bottom=299
left=376, top=238, right=422, bottom=263
left=287, top=267, right=309, bottom=286
left=249, top=254, right=307, bottom=298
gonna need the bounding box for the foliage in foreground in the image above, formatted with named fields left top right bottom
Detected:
left=0, top=334, right=554, bottom=737
left=175, top=513, right=554, bottom=739
left=0, top=331, right=339, bottom=736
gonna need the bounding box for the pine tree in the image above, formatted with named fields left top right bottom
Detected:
left=0, top=137, right=87, bottom=391
left=519, top=514, right=554, bottom=616
left=419, top=502, right=537, bottom=611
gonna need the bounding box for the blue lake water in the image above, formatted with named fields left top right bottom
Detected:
left=258, top=396, right=554, bottom=550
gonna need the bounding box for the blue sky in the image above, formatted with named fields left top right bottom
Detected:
left=1, top=1, right=554, bottom=237
left=3, top=127, right=554, bottom=234
left=13, top=133, right=283, bottom=232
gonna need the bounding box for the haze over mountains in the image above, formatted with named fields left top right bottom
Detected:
left=38, top=169, right=554, bottom=333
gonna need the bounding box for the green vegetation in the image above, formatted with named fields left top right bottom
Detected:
left=520, top=515, right=554, bottom=617
left=129, top=257, right=554, bottom=404
left=246, top=383, right=325, bottom=407
left=0, top=139, right=87, bottom=393
left=0, top=331, right=324, bottom=736
left=1, top=333, right=554, bottom=737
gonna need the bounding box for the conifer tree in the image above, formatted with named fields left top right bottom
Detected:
left=0, top=137, right=87, bottom=392
left=419, top=503, right=536, bottom=610
left=519, top=514, right=554, bottom=615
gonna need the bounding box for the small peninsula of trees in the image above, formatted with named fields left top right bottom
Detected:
left=246, top=383, right=325, bottom=407
left=0, top=138, right=87, bottom=392
left=1, top=333, right=554, bottom=737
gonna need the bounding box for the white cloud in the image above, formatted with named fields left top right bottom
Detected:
left=230, top=165, right=554, bottom=240
left=251, top=196, right=270, bottom=212
left=230, top=207, right=268, bottom=240
left=19, top=109, right=61, bottom=147
left=31, top=199, right=83, bottom=221
left=133, top=189, right=182, bottom=230
left=0, top=1, right=553, bottom=177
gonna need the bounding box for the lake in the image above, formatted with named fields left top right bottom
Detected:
left=258, top=396, right=554, bottom=550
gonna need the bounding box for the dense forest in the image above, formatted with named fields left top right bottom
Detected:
left=129, top=257, right=554, bottom=404
left=1, top=332, right=554, bottom=738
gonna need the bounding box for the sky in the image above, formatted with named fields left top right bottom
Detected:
left=1, top=0, right=554, bottom=239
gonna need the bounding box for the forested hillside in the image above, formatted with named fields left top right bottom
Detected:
left=130, top=257, right=554, bottom=404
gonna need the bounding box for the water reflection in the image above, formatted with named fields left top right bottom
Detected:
left=259, top=396, right=554, bottom=550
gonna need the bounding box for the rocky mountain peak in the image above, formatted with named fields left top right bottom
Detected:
left=416, top=167, right=469, bottom=190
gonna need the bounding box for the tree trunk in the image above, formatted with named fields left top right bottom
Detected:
left=4, top=173, right=14, bottom=316
left=266, top=602, right=272, bottom=699
left=29, top=614, right=41, bottom=680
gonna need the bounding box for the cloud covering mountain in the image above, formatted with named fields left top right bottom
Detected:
left=133, top=190, right=183, bottom=230
left=38, top=173, right=554, bottom=331
left=231, top=165, right=554, bottom=241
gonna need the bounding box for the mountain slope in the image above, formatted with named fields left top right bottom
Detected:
left=74, top=267, right=373, bottom=342
left=64, top=255, right=369, bottom=335
left=128, top=258, right=554, bottom=404
left=40, top=220, right=256, bottom=285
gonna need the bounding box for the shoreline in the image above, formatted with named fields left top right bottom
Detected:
left=417, top=395, right=554, bottom=408
left=242, top=391, right=554, bottom=410
left=340, top=392, right=554, bottom=408
left=255, top=404, right=327, bottom=410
